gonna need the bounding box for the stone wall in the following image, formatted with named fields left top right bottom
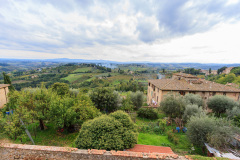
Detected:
left=0, top=143, right=180, bottom=160
left=0, top=87, right=8, bottom=109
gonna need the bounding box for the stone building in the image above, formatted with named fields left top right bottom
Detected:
left=147, top=73, right=240, bottom=106
left=222, top=67, right=234, bottom=74
left=0, top=84, right=10, bottom=108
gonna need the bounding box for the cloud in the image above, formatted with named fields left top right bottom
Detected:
left=0, top=0, right=240, bottom=63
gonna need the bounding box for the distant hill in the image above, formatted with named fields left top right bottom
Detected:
left=0, top=58, right=240, bottom=71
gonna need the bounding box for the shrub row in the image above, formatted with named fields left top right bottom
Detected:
left=137, top=107, right=158, bottom=120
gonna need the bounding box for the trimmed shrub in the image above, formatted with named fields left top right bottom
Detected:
left=75, top=111, right=138, bottom=150
left=137, top=107, right=158, bottom=120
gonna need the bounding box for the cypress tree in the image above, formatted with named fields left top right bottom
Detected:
left=2, top=72, right=15, bottom=91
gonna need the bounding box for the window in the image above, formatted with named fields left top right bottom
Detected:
left=189, top=91, right=196, bottom=94
left=153, top=86, right=155, bottom=91
left=223, top=92, right=226, bottom=96
left=148, top=83, right=150, bottom=86
left=179, top=91, right=185, bottom=96
left=213, top=92, right=216, bottom=96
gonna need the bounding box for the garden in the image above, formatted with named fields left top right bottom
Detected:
left=0, top=82, right=240, bottom=159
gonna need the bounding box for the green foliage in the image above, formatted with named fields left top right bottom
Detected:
left=183, top=68, right=201, bottom=75
left=207, top=95, right=238, bottom=117
left=130, top=91, right=144, bottom=109
left=2, top=72, right=15, bottom=91
left=137, top=107, right=158, bottom=120
left=89, top=88, right=121, bottom=112
left=216, top=73, right=237, bottom=84
left=231, top=67, right=240, bottom=76
left=167, top=131, right=179, bottom=145
left=183, top=104, right=205, bottom=122
left=115, top=81, right=144, bottom=92
left=3, top=106, right=32, bottom=140
left=187, top=115, right=215, bottom=147
left=226, top=106, right=240, bottom=119
left=157, top=119, right=167, bottom=133
left=75, top=111, right=138, bottom=150
left=119, top=94, right=134, bottom=112
left=207, top=118, right=239, bottom=149
left=184, top=94, right=203, bottom=107
left=51, top=82, right=70, bottom=96
left=48, top=92, right=100, bottom=130
left=160, top=94, right=186, bottom=118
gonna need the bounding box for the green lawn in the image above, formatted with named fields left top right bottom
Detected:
left=62, top=74, right=83, bottom=82
left=1, top=122, right=79, bottom=147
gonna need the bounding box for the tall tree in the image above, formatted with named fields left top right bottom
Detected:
left=2, top=72, right=15, bottom=91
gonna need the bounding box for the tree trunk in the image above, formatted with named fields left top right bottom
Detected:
left=39, top=119, right=47, bottom=130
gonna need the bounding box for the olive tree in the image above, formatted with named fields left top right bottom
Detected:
left=183, top=104, right=205, bottom=122
left=207, top=95, right=238, bottom=117
left=184, top=94, right=203, bottom=107
left=187, top=115, right=215, bottom=147
left=90, top=88, right=122, bottom=112
left=130, top=91, right=144, bottom=110
left=160, top=93, right=186, bottom=118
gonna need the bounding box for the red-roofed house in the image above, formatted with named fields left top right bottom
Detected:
left=147, top=73, right=240, bottom=106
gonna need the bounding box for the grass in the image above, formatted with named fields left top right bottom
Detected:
left=188, top=155, right=229, bottom=160
left=1, top=122, right=78, bottom=147
left=138, top=133, right=173, bottom=146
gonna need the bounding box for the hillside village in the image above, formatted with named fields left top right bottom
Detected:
left=1, top=0, right=240, bottom=159
left=0, top=63, right=240, bottom=160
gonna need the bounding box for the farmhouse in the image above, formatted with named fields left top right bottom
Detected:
left=147, top=73, right=240, bottom=106
left=0, top=84, right=10, bottom=108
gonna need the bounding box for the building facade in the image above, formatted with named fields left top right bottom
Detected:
left=147, top=73, right=240, bottom=107
left=0, top=84, right=10, bottom=109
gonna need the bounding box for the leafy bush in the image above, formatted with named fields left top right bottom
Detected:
left=184, top=94, right=203, bottom=107
left=183, top=104, right=205, bottom=122
left=207, top=95, right=238, bottom=117
left=137, top=107, right=158, bottom=120
left=130, top=91, right=144, bottom=110
left=160, top=93, right=186, bottom=118
left=167, top=131, right=179, bottom=145
left=153, top=126, right=162, bottom=134
left=90, top=88, right=122, bottom=112
left=119, top=94, right=134, bottom=112
left=207, top=118, right=239, bottom=149
left=226, top=106, right=240, bottom=119
left=75, top=111, right=138, bottom=150
left=157, top=119, right=167, bottom=133
left=51, top=82, right=69, bottom=96
left=187, top=115, right=215, bottom=147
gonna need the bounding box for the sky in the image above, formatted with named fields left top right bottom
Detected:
left=0, top=0, right=240, bottom=63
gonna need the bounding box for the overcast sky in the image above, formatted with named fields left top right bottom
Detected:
left=0, top=0, right=240, bottom=63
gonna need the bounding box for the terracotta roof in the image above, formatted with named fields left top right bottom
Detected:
left=149, top=79, right=240, bottom=92
left=126, top=144, right=174, bottom=154
left=173, top=73, right=198, bottom=78
left=0, top=84, right=10, bottom=89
